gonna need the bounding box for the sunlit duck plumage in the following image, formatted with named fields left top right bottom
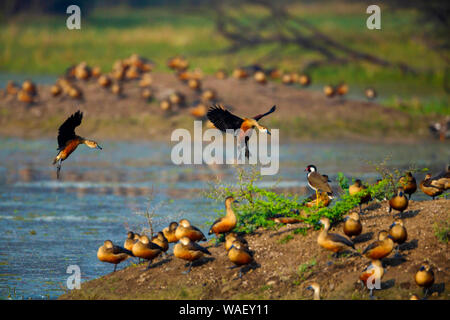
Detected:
left=298, top=74, right=311, bottom=87
left=281, top=73, right=293, bottom=85
left=209, top=196, right=238, bottom=237
left=336, top=82, right=348, bottom=97
left=420, top=173, right=444, bottom=199
left=343, top=212, right=362, bottom=239
left=215, top=69, right=228, bottom=80
left=415, top=263, right=434, bottom=297
left=52, top=110, right=102, bottom=179
left=139, top=73, right=153, bottom=87
left=124, top=231, right=138, bottom=251
left=399, top=172, right=417, bottom=199
left=132, top=235, right=163, bottom=270
left=175, top=219, right=206, bottom=242
left=169, top=91, right=185, bottom=106
left=50, top=84, right=62, bottom=97
left=306, top=165, right=333, bottom=207
left=306, top=282, right=320, bottom=300
left=323, top=85, right=335, bottom=98
left=207, top=104, right=275, bottom=159
left=152, top=232, right=169, bottom=253
left=228, top=240, right=254, bottom=278
left=389, top=187, right=409, bottom=216
left=188, top=78, right=202, bottom=91
left=349, top=179, right=371, bottom=213
left=201, top=89, right=217, bottom=102
left=189, top=102, right=207, bottom=119
left=174, top=236, right=211, bottom=274
left=163, top=222, right=179, bottom=243
left=365, top=88, right=377, bottom=101
left=429, top=166, right=450, bottom=190
left=359, top=259, right=384, bottom=298
left=22, top=79, right=37, bottom=95
left=6, top=81, right=19, bottom=95
left=97, top=240, right=133, bottom=272
left=317, top=217, right=355, bottom=256
left=225, top=233, right=248, bottom=251
left=254, top=71, right=267, bottom=84
left=141, top=88, right=153, bottom=100
left=305, top=191, right=331, bottom=208
left=232, top=68, right=248, bottom=79
left=389, top=219, right=407, bottom=256
left=410, top=294, right=420, bottom=300
left=98, top=74, right=112, bottom=88
left=362, top=230, right=394, bottom=260
left=17, top=90, right=34, bottom=103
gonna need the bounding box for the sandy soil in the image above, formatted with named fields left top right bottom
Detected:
left=59, top=198, right=449, bottom=300
left=0, top=72, right=438, bottom=142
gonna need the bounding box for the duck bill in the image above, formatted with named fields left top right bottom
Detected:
left=97, top=145, right=103, bottom=150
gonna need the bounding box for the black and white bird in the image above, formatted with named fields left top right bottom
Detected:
left=305, top=165, right=333, bottom=206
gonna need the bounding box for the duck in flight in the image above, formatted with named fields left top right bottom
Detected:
left=206, top=105, right=276, bottom=159
left=52, top=110, right=102, bottom=179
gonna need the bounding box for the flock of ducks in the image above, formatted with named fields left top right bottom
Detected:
left=19, top=54, right=445, bottom=299
left=5, top=54, right=379, bottom=112
left=97, top=196, right=255, bottom=278
left=48, top=106, right=448, bottom=299
left=94, top=161, right=447, bottom=300
left=306, top=166, right=448, bottom=299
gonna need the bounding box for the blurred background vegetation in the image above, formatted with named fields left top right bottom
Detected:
left=0, top=0, right=449, bottom=114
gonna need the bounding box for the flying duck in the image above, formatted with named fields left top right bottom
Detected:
left=52, top=110, right=102, bottom=179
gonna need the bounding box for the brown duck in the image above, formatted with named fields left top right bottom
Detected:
left=389, top=219, right=407, bottom=256
left=97, top=240, right=133, bottom=272
left=343, top=212, right=362, bottom=239
left=415, top=263, right=434, bottom=297
left=349, top=179, right=371, bottom=213
left=228, top=240, right=254, bottom=278
left=175, top=219, right=206, bottom=242
left=398, top=172, right=417, bottom=199
left=225, top=233, right=248, bottom=251
left=389, top=187, right=409, bottom=216
left=317, top=217, right=355, bottom=257
left=420, top=173, right=444, bottom=199
left=131, top=235, right=163, bottom=270
left=52, top=111, right=102, bottom=179
left=359, top=259, right=384, bottom=299
left=209, top=197, right=238, bottom=238
left=362, top=230, right=394, bottom=260
left=174, top=236, right=211, bottom=274
left=162, top=221, right=179, bottom=243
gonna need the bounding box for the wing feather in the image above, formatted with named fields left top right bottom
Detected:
left=207, top=105, right=243, bottom=132
left=57, top=110, right=83, bottom=150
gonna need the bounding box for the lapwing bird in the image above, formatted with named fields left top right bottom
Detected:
left=398, top=172, right=417, bottom=199
left=420, top=173, right=444, bottom=199
left=305, top=165, right=333, bottom=207
left=306, top=282, right=321, bottom=300
left=209, top=197, right=238, bottom=243
left=359, top=259, right=384, bottom=299
left=52, top=110, right=102, bottom=179
left=415, top=263, right=435, bottom=298
left=174, top=236, right=211, bottom=274
left=206, top=105, right=276, bottom=159
left=97, top=240, right=133, bottom=273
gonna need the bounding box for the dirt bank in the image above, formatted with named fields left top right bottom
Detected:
left=59, top=198, right=449, bottom=300
left=0, top=72, right=438, bottom=142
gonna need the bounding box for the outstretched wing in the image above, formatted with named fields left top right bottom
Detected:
left=253, top=105, right=276, bottom=121
left=57, top=110, right=83, bottom=150
left=207, top=105, right=243, bottom=132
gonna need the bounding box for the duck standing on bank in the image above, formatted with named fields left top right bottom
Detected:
left=398, top=172, right=417, bottom=200
left=317, top=217, right=355, bottom=257
left=97, top=240, right=133, bottom=272
left=174, top=236, right=211, bottom=274
left=389, top=187, right=409, bottom=217
left=209, top=197, right=238, bottom=243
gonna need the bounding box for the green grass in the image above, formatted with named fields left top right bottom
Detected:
left=0, top=3, right=448, bottom=115
left=434, top=220, right=450, bottom=244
